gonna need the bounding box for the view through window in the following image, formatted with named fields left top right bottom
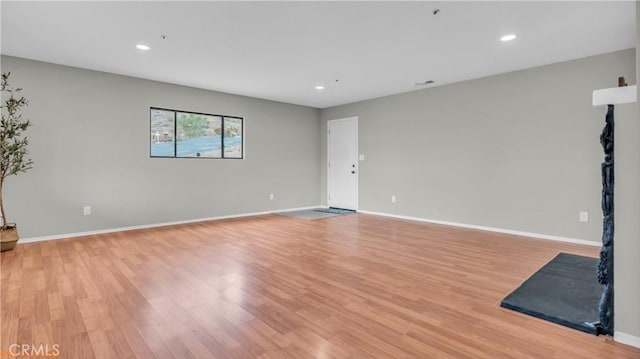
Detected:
left=150, top=108, right=243, bottom=159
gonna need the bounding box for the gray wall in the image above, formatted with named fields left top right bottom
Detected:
left=1, top=56, right=321, bottom=238
left=321, top=49, right=636, bottom=245
left=613, top=1, right=640, bottom=340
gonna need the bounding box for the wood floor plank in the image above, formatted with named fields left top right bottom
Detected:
left=1, top=213, right=639, bottom=358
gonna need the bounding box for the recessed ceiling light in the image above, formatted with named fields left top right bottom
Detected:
left=315, top=85, right=325, bottom=90
left=500, top=34, right=517, bottom=42
left=136, top=44, right=151, bottom=50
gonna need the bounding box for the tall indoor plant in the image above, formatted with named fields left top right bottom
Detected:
left=0, top=72, right=33, bottom=252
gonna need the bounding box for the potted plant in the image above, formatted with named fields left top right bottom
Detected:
left=1, top=72, right=33, bottom=252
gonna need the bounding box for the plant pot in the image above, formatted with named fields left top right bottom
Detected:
left=0, top=224, right=19, bottom=252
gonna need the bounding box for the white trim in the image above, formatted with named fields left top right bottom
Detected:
left=19, top=206, right=321, bottom=243
left=614, top=331, right=640, bottom=349
left=357, top=210, right=600, bottom=247
left=21, top=207, right=601, bottom=248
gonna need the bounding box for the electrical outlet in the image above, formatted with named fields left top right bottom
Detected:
left=579, top=211, right=589, bottom=222
left=269, top=193, right=274, bottom=200
left=391, top=195, right=396, bottom=203
left=359, top=154, right=365, bottom=161
left=83, top=206, right=91, bottom=216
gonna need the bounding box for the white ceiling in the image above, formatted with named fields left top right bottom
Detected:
left=1, top=1, right=636, bottom=109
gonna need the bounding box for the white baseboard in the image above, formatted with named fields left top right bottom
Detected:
left=357, top=210, right=600, bottom=247
left=19, top=206, right=601, bottom=248
left=19, top=205, right=322, bottom=244
left=614, top=331, right=640, bottom=348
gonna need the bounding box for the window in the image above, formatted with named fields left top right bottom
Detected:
left=150, top=108, right=243, bottom=159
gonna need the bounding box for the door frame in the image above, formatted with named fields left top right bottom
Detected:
left=327, top=116, right=359, bottom=210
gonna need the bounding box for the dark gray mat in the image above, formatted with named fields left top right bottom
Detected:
left=500, top=253, right=601, bottom=334
left=277, top=208, right=356, bottom=220
left=276, top=209, right=340, bottom=220
left=314, top=207, right=356, bottom=215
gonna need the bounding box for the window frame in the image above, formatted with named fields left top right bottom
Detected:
left=150, top=107, right=244, bottom=160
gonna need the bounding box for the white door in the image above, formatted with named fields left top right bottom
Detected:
left=328, top=117, right=358, bottom=210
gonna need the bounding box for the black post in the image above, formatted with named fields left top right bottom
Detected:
left=596, top=104, right=614, bottom=335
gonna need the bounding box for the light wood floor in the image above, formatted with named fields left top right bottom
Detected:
left=2, top=214, right=638, bottom=358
